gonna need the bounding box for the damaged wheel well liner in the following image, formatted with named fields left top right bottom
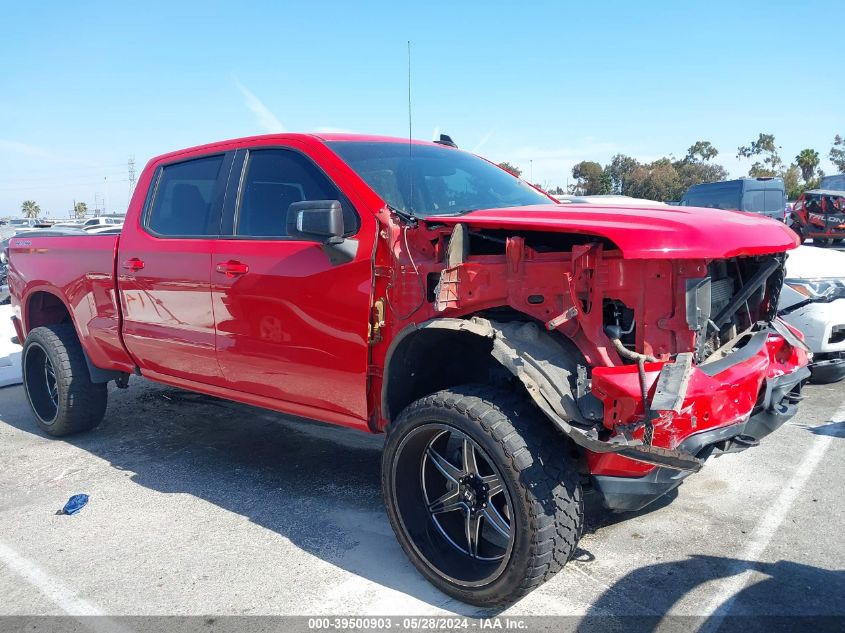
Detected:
left=382, top=316, right=704, bottom=472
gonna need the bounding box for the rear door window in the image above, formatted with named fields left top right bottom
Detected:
left=146, top=155, right=226, bottom=236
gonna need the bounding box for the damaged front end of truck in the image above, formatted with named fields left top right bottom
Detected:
left=375, top=206, right=810, bottom=512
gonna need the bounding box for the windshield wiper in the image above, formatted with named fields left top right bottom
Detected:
left=386, top=204, right=418, bottom=226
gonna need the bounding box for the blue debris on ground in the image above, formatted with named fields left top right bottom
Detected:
left=60, top=494, right=89, bottom=516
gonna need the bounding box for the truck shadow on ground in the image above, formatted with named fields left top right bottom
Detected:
left=802, top=420, right=845, bottom=437
left=574, top=556, right=845, bottom=630
left=1, top=380, right=842, bottom=619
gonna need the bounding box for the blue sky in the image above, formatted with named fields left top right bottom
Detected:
left=1, top=0, right=843, bottom=216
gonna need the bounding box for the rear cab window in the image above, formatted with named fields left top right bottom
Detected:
left=145, top=155, right=226, bottom=237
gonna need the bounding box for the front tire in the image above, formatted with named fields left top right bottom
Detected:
left=22, top=324, right=107, bottom=436
left=789, top=222, right=806, bottom=243
left=382, top=385, right=582, bottom=607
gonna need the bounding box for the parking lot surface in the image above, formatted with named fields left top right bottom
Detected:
left=0, top=377, right=843, bottom=619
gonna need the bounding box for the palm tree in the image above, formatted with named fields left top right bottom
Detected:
left=795, top=149, right=820, bottom=183
left=74, top=201, right=88, bottom=219
left=21, top=200, right=40, bottom=219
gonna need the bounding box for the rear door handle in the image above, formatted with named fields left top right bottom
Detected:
left=122, top=258, right=145, bottom=272
left=215, top=260, right=249, bottom=278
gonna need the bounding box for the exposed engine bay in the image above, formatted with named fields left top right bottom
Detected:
left=374, top=219, right=808, bottom=477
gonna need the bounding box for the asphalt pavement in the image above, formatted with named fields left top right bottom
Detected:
left=0, top=372, right=842, bottom=622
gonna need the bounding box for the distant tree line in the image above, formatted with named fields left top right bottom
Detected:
left=18, top=200, right=89, bottom=220
left=501, top=133, right=845, bottom=201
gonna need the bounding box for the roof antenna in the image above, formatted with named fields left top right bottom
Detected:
left=406, top=40, right=417, bottom=222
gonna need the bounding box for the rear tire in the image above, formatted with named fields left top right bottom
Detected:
left=382, top=385, right=583, bottom=607
left=22, top=324, right=107, bottom=436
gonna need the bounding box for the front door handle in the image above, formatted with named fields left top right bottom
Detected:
left=215, top=260, right=249, bottom=278
left=122, top=257, right=145, bottom=272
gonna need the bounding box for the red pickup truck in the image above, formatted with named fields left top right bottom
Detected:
left=8, top=133, right=809, bottom=606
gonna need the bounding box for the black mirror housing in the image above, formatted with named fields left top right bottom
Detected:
left=286, top=200, right=344, bottom=243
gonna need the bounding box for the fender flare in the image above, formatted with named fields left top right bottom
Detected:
left=385, top=316, right=703, bottom=472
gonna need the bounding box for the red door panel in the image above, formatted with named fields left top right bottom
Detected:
left=211, top=239, right=372, bottom=421
left=119, top=235, right=223, bottom=384
left=117, top=152, right=231, bottom=385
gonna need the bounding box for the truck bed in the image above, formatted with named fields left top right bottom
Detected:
left=8, top=232, right=134, bottom=373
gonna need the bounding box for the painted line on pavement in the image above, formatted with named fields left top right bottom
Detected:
left=698, top=403, right=841, bottom=627
left=0, top=541, right=131, bottom=632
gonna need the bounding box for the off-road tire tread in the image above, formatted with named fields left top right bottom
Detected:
left=23, top=324, right=107, bottom=436
left=386, top=384, right=583, bottom=607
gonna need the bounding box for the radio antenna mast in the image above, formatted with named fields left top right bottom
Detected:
left=407, top=41, right=413, bottom=144
left=407, top=40, right=415, bottom=219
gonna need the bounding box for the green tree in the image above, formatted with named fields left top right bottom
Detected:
left=674, top=160, right=728, bottom=194
left=782, top=164, right=801, bottom=199
left=795, top=149, right=820, bottom=182
left=571, top=160, right=609, bottom=195
left=74, top=201, right=88, bottom=219
left=737, top=133, right=782, bottom=176
left=684, top=140, right=719, bottom=163
left=605, top=154, right=639, bottom=194
left=21, top=200, right=40, bottom=219
left=830, top=135, right=845, bottom=173
left=625, top=158, right=682, bottom=202
left=600, top=170, right=612, bottom=194
left=497, top=162, right=522, bottom=178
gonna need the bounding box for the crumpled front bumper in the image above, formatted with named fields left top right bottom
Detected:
left=587, top=326, right=810, bottom=510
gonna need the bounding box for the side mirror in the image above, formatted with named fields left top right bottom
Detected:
left=286, top=200, right=344, bottom=244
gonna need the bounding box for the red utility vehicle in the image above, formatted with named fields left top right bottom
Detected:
left=789, top=189, right=845, bottom=246
left=8, top=134, right=810, bottom=606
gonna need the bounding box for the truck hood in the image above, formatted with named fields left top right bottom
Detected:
left=426, top=203, right=800, bottom=259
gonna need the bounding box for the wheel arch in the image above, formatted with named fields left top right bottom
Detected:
left=23, top=289, right=124, bottom=384
left=382, top=316, right=590, bottom=426
left=382, top=316, right=705, bottom=473
left=24, top=288, right=73, bottom=334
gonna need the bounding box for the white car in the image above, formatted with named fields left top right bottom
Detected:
left=779, top=245, right=845, bottom=383
left=85, top=224, right=122, bottom=234
left=82, top=216, right=124, bottom=229
left=554, top=194, right=668, bottom=206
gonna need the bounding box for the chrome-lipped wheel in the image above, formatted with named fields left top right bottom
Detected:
left=392, top=423, right=515, bottom=587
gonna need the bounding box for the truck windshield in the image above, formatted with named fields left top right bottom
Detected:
left=327, top=141, right=550, bottom=216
